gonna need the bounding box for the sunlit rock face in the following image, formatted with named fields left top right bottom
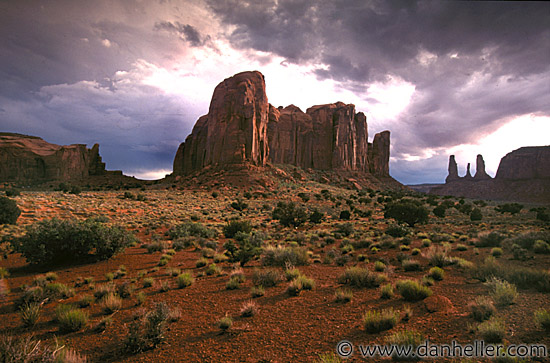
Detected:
left=174, top=71, right=391, bottom=176
left=0, top=133, right=106, bottom=184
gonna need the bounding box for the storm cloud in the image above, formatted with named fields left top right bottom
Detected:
left=1, top=0, right=548, bottom=182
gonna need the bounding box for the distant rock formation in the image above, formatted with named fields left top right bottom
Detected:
left=0, top=132, right=111, bottom=184
left=173, top=71, right=391, bottom=178
left=431, top=146, right=550, bottom=203
left=445, top=155, right=459, bottom=183
left=496, top=146, right=550, bottom=180
left=473, top=154, right=491, bottom=180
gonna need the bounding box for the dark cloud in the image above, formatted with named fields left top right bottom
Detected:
left=207, top=0, right=550, bottom=182
left=154, top=21, right=207, bottom=47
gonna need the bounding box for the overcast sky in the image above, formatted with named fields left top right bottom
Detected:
left=1, top=0, right=549, bottom=184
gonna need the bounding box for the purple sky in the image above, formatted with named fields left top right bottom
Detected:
left=1, top=1, right=549, bottom=184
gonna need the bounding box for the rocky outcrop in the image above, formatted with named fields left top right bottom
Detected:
left=465, top=163, right=473, bottom=179
left=432, top=146, right=550, bottom=203
left=0, top=133, right=107, bottom=184
left=474, top=154, right=491, bottom=180
left=174, top=71, right=269, bottom=174
left=496, top=146, right=550, bottom=180
left=369, top=131, right=390, bottom=176
left=173, top=71, right=391, bottom=178
left=445, top=155, right=459, bottom=183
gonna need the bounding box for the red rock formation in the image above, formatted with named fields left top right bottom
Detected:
left=473, top=154, right=491, bottom=180
left=445, top=155, right=459, bottom=183
left=496, top=146, right=550, bottom=180
left=0, top=133, right=106, bottom=184
left=368, top=131, right=390, bottom=176
left=173, top=71, right=391, bottom=177
left=174, top=71, right=269, bottom=174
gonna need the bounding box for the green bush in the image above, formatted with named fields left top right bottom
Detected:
left=0, top=196, right=20, bottom=225
left=402, top=259, right=422, bottom=271
left=533, top=240, right=550, bottom=254
left=396, top=279, right=432, bottom=301
left=13, top=218, right=136, bottom=265
left=385, top=223, right=411, bottom=237
left=20, top=303, right=41, bottom=327
left=384, top=201, right=429, bottom=227
left=385, top=330, right=424, bottom=359
left=168, top=222, right=215, bottom=239
left=486, top=277, right=517, bottom=307
left=309, top=209, right=324, bottom=224
left=223, top=220, right=252, bottom=238
left=477, top=317, right=506, bottom=343
left=0, top=335, right=86, bottom=362
left=495, top=203, right=523, bottom=215
left=252, top=268, right=281, bottom=287
left=262, top=246, right=309, bottom=266
left=338, top=267, right=387, bottom=288
left=470, top=208, right=483, bottom=221
left=124, top=302, right=173, bottom=353
left=272, top=201, right=308, bottom=227
left=335, top=288, right=353, bottom=303
left=176, top=273, right=194, bottom=288
left=380, top=284, right=394, bottom=299
left=433, top=204, right=446, bottom=218
left=56, top=305, right=88, bottom=332
left=427, top=267, right=445, bottom=281
left=363, top=308, right=398, bottom=333
left=476, top=231, right=505, bottom=247
left=534, top=309, right=550, bottom=332
left=468, top=296, right=496, bottom=322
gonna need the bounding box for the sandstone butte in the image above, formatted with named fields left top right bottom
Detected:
left=0, top=132, right=126, bottom=185
left=432, top=146, right=550, bottom=203
left=173, top=71, right=391, bottom=179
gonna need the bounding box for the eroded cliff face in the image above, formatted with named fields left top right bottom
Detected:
left=432, top=146, right=550, bottom=203
left=496, top=146, right=550, bottom=180
left=174, top=71, right=269, bottom=174
left=0, top=133, right=106, bottom=184
left=173, top=71, right=391, bottom=177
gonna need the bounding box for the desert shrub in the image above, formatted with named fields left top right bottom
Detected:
left=424, top=245, right=451, bottom=267
left=309, top=209, right=324, bottom=224
left=491, top=247, right=503, bottom=257
left=225, top=276, right=242, bottom=290
left=470, top=208, right=483, bottom=221
left=230, top=198, right=248, bottom=211
left=363, top=308, right=398, bottom=333
left=146, top=240, right=168, bottom=253
left=338, top=267, right=387, bottom=288
left=427, top=267, right=445, bottom=281
left=385, top=330, right=424, bottom=360
left=218, top=315, right=233, bottom=331
left=335, top=288, right=353, bottom=303
left=223, top=237, right=262, bottom=267
left=19, top=303, right=41, bottom=327
left=176, top=273, right=194, bottom=288
left=476, top=231, right=505, bottom=247
left=55, top=305, right=88, bottom=332
left=284, top=267, right=302, bottom=281
left=272, top=201, right=308, bottom=228
left=223, top=220, right=252, bottom=238
left=0, top=335, right=86, bottom=362
left=486, top=278, right=518, bottom=307
left=168, top=222, right=215, bottom=239
left=124, top=302, right=173, bottom=353
left=77, top=294, right=94, bottom=308
left=297, top=192, right=310, bottom=202
left=335, top=222, right=354, bottom=237
left=477, top=317, right=506, bottom=343
left=385, top=223, right=411, bottom=237
left=296, top=274, right=315, bottom=290
left=44, top=282, right=75, bottom=299
left=402, top=259, right=422, bottom=271
left=395, top=279, right=432, bottom=301
left=380, top=284, right=394, bottom=299
left=195, top=257, right=208, bottom=268
left=101, top=293, right=123, bottom=314
left=13, top=218, right=136, bottom=265
left=250, top=286, right=265, bottom=298
left=433, top=204, right=446, bottom=218
left=496, top=203, right=523, bottom=215
left=374, top=261, right=386, bottom=272
left=142, top=277, right=154, bottom=288
left=0, top=196, right=21, bottom=225
left=533, top=240, right=550, bottom=254
left=384, top=201, right=428, bottom=227
left=534, top=309, right=550, bottom=332
left=536, top=209, right=549, bottom=222
left=262, top=246, right=309, bottom=266
left=205, top=263, right=221, bottom=276
left=506, top=231, right=550, bottom=250
left=339, top=210, right=351, bottom=220
left=4, top=188, right=21, bottom=197
left=240, top=300, right=258, bottom=317
left=469, top=296, right=496, bottom=322
left=252, top=268, right=281, bottom=287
